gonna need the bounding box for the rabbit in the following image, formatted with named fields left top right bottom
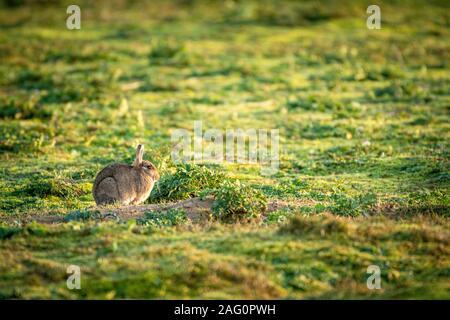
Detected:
left=93, top=144, right=160, bottom=206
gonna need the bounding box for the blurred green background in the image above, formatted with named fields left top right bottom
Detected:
left=0, top=0, right=449, bottom=299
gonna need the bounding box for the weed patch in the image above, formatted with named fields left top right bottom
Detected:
left=150, top=164, right=227, bottom=203
left=328, top=193, right=377, bottom=217
left=210, top=181, right=268, bottom=222
left=21, top=179, right=90, bottom=199
left=137, top=209, right=188, bottom=227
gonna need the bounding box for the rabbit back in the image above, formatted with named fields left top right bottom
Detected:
left=94, top=176, right=120, bottom=205
left=93, top=163, right=145, bottom=205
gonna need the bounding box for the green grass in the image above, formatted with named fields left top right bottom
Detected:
left=0, top=0, right=449, bottom=299
left=0, top=215, right=448, bottom=299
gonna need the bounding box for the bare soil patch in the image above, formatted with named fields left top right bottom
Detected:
left=4, top=197, right=313, bottom=225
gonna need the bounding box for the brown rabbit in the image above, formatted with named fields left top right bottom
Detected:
left=93, top=144, right=159, bottom=206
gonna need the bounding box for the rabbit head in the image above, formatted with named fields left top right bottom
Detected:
left=139, top=160, right=160, bottom=182
left=134, top=144, right=160, bottom=181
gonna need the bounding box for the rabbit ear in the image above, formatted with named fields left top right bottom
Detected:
left=133, top=144, right=144, bottom=167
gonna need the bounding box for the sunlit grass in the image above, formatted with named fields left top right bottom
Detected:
left=0, top=0, right=448, bottom=299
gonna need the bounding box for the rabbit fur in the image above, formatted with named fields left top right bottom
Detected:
left=93, top=144, right=159, bottom=206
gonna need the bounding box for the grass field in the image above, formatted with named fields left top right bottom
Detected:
left=0, top=0, right=449, bottom=299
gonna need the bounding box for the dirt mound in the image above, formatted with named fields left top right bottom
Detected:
left=96, top=197, right=215, bottom=223
left=14, top=197, right=307, bottom=225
